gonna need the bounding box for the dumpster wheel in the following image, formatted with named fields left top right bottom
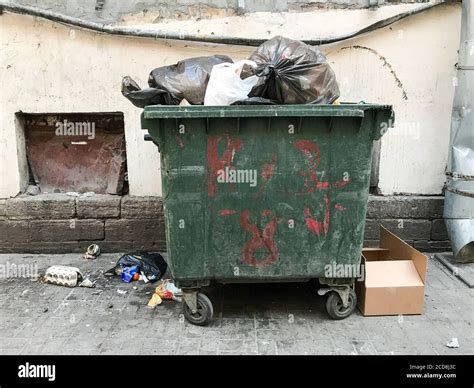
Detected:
left=326, top=289, right=357, bottom=320
left=183, top=292, right=213, bottom=326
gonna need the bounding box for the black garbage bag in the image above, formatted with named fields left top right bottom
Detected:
left=121, top=76, right=168, bottom=108
left=148, top=55, right=233, bottom=105
left=248, top=36, right=340, bottom=104
left=111, top=253, right=168, bottom=283
left=231, top=97, right=277, bottom=105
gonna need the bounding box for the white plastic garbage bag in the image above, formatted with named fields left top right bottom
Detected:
left=204, top=60, right=258, bottom=105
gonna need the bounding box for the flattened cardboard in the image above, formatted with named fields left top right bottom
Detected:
left=380, top=227, right=428, bottom=283
left=356, top=227, right=428, bottom=316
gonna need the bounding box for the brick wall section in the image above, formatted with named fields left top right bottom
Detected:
left=365, top=196, right=449, bottom=252
left=0, top=194, right=449, bottom=253
left=0, top=194, right=166, bottom=253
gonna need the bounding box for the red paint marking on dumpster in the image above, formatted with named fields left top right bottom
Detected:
left=303, top=196, right=330, bottom=237
left=240, top=210, right=279, bottom=268
left=294, top=139, right=321, bottom=167
left=261, top=154, right=278, bottom=182
left=294, top=140, right=324, bottom=192
left=334, top=203, right=346, bottom=211
left=331, top=179, right=350, bottom=188
left=207, top=135, right=242, bottom=197
left=293, top=139, right=350, bottom=191
left=219, top=209, right=237, bottom=216
left=175, top=134, right=185, bottom=150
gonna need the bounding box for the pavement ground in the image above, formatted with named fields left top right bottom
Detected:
left=0, top=253, right=472, bottom=355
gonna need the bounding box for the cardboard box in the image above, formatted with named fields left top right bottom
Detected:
left=355, top=227, right=428, bottom=316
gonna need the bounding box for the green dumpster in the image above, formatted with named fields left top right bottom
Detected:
left=142, top=104, right=393, bottom=325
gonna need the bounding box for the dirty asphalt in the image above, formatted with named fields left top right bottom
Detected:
left=0, top=253, right=472, bottom=355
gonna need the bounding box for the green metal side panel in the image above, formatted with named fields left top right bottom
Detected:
left=142, top=104, right=393, bottom=286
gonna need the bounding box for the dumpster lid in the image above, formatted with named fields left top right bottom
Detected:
left=143, top=103, right=392, bottom=119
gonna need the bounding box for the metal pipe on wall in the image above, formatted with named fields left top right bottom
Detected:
left=0, top=0, right=448, bottom=46
left=444, top=0, right=474, bottom=263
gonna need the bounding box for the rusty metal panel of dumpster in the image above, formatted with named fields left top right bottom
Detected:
left=142, top=104, right=393, bottom=285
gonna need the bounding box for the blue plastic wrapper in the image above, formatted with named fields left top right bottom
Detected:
left=121, top=265, right=138, bottom=283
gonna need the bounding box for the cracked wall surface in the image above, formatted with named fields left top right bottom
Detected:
left=0, top=2, right=462, bottom=197
left=8, top=1, right=438, bottom=23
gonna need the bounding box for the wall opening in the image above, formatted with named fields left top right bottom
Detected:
left=17, top=112, right=127, bottom=195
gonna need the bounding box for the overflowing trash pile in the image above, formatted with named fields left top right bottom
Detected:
left=122, top=36, right=340, bottom=107
left=40, top=248, right=181, bottom=312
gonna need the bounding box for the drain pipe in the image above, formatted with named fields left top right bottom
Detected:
left=0, top=0, right=448, bottom=46
left=444, top=0, right=474, bottom=263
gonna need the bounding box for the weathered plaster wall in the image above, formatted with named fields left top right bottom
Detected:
left=0, top=2, right=461, bottom=197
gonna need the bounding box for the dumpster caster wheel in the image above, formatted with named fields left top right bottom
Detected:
left=183, top=293, right=213, bottom=326
left=326, top=289, right=356, bottom=320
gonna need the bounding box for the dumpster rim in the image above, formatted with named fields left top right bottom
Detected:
left=142, top=103, right=392, bottom=119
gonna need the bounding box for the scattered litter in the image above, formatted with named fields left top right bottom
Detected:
left=83, top=244, right=101, bottom=260
left=21, top=289, right=29, bottom=296
left=44, top=265, right=98, bottom=289
left=117, top=289, right=127, bottom=295
left=108, top=303, right=114, bottom=309
left=147, top=293, right=162, bottom=308
left=79, top=278, right=96, bottom=288
left=106, top=253, right=167, bottom=284
left=44, top=265, right=82, bottom=287
left=132, top=286, right=137, bottom=290
left=66, top=192, right=80, bottom=197
left=164, top=280, right=182, bottom=297
left=446, top=338, right=459, bottom=348
left=43, top=307, right=48, bottom=313
left=146, top=279, right=182, bottom=308
left=92, top=290, right=102, bottom=295
left=145, top=291, right=151, bottom=295
left=140, top=272, right=150, bottom=283
left=82, top=192, right=95, bottom=197
left=26, top=185, right=40, bottom=196
left=179, top=98, right=191, bottom=106
left=121, top=265, right=138, bottom=283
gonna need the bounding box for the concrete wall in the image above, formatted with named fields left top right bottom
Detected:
left=8, top=0, right=435, bottom=23
left=0, top=2, right=461, bottom=198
